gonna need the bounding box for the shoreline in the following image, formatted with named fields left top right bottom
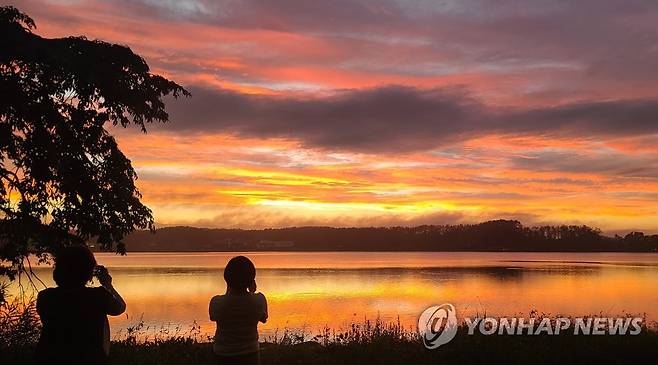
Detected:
left=96, top=249, right=658, bottom=253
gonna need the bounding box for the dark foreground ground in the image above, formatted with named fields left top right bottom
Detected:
left=115, top=334, right=657, bottom=365
left=3, top=328, right=657, bottom=365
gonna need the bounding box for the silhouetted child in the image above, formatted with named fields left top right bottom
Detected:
left=210, top=256, right=268, bottom=365
left=36, top=246, right=126, bottom=365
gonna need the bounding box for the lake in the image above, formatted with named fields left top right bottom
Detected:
left=12, top=251, right=658, bottom=339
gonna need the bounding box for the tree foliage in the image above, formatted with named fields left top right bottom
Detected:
left=0, top=6, right=189, bottom=279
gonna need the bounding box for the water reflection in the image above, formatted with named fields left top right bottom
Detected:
left=8, top=252, right=658, bottom=338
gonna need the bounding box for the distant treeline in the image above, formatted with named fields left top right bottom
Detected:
left=119, top=220, right=658, bottom=252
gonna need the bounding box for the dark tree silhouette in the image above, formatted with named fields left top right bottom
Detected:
left=0, top=6, right=189, bottom=280
left=122, top=221, right=658, bottom=252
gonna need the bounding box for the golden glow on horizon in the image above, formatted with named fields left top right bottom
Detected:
left=253, top=199, right=475, bottom=213
left=100, top=130, right=658, bottom=231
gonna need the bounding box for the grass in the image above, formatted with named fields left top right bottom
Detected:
left=104, top=318, right=658, bottom=365
left=2, top=291, right=657, bottom=365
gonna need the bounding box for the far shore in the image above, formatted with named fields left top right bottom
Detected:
left=92, top=248, right=658, bottom=253
left=119, top=221, right=658, bottom=252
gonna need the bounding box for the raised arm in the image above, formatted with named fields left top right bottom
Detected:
left=96, top=266, right=127, bottom=315
left=209, top=297, right=219, bottom=322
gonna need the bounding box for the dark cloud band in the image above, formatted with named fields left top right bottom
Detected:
left=164, top=85, right=658, bottom=153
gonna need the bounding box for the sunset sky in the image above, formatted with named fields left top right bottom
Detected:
left=12, top=0, right=658, bottom=233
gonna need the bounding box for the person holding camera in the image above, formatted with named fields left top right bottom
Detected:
left=36, top=246, right=126, bottom=365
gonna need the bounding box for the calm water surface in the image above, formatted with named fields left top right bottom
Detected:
left=15, top=251, right=658, bottom=338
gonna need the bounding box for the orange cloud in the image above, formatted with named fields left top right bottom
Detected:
left=105, top=129, right=658, bottom=232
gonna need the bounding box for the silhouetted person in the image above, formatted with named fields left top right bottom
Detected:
left=36, top=246, right=126, bottom=365
left=210, top=256, right=268, bottom=365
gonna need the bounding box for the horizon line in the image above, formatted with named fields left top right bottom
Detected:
left=146, top=220, right=658, bottom=236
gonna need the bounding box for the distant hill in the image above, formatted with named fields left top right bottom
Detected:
left=118, top=220, right=658, bottom=252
